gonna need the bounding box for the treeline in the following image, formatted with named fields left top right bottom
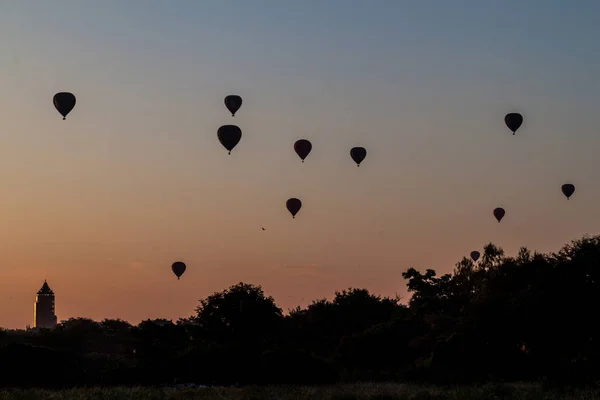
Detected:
left=2, top=235, right=600, bottom=388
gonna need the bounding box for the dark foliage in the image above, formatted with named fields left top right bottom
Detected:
left=3, top=236, right=600, bottom=387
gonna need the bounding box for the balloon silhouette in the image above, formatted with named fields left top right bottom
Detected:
left=504, top=113, right=523, bottom=135
left=493, top=207, right=505, bottom=223
left=217, top=125, right=242, bottom=154
left=470, top=251, right=480, bottom=262
left=286, top=198, right=302, bottom=218
left=294, top=139, right=312, bottom=162
left=53, top=92, right=76, bottom=120
left=561, top=184, right=575, bottom=199
left=171, top=261, right=186, bottom=280
left=224, top=95, right=242, bottom=116
left=350, top=147, right=367, bottom=166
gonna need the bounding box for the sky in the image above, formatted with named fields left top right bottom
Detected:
left=0, top=1, right=599, bottom=329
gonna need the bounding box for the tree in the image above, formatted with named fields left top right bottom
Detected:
left=2, top=234, right=600, bottom=387
left=132, top=319, right=188, bottom=383
left=54, top=317, right=103, bottom=353
left=288, top=288, right=404, bottom=357
left=192, top=282, right=283, bottom=348
left=98, top=319, right=134, bottom=355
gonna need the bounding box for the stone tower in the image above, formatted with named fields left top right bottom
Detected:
left=33, top=280, right=58, bottom=329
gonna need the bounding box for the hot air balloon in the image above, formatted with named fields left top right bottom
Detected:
left=493, top=207, right=505, bottom=223
left=294, top=139, right=312, bottom=162
left=171, top=261, right=186, bottom=280
left=504, top=113, right=523, bottom=135
left=470, top=251, right=480, bottom=262
left=224, top=95, right=242, bottom=116
left=561, top=184, right=575, bottom=199
left=286, top=198, right=302, bottom=218
left=350, top=147, right=367, bottom=166
left=217, top=125, right=242, bottom=154
left=53, top=92, right=76, bottom=120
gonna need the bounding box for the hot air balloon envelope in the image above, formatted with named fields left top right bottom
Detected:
left=493, top=207, right=505, bottom=223
left=286, top=198, right=302, bottom=218
left=470, top=251, right=480, bottom=262
left=171, top=261, right=186, bottom=280
left=561, top=184, right=575, bottom=199
left=294, top=139, right=312, bottom=162
left=350, top=147, right=367, bottom=166
left=53, top=92, right=76, bottom=120
left=217, top=125, right=242, bottom=154
left=224, top=95, right=242, bottom=116
left=504, top=113, right=523, bottom=134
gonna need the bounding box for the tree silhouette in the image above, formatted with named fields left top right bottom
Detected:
left=3, top=234, right=600, bottom=387
left=191, top=282, right=283, bottom=348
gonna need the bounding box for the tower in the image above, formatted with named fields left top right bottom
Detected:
left=33, top=280, right=57, bottom=329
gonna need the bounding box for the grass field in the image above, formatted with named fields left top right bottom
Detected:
left=0, top=382, right=597, bottom=400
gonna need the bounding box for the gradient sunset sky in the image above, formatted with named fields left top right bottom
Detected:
left=1, top=1, right=600, bottom=329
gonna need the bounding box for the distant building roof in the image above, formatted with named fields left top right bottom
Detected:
left=37, top=280, right=54, bottom=295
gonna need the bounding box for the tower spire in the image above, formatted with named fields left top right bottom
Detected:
left=34, top=279, right=57, bottom=329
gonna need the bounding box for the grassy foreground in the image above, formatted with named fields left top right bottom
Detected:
left=0, top=382, right=597, bottom=400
